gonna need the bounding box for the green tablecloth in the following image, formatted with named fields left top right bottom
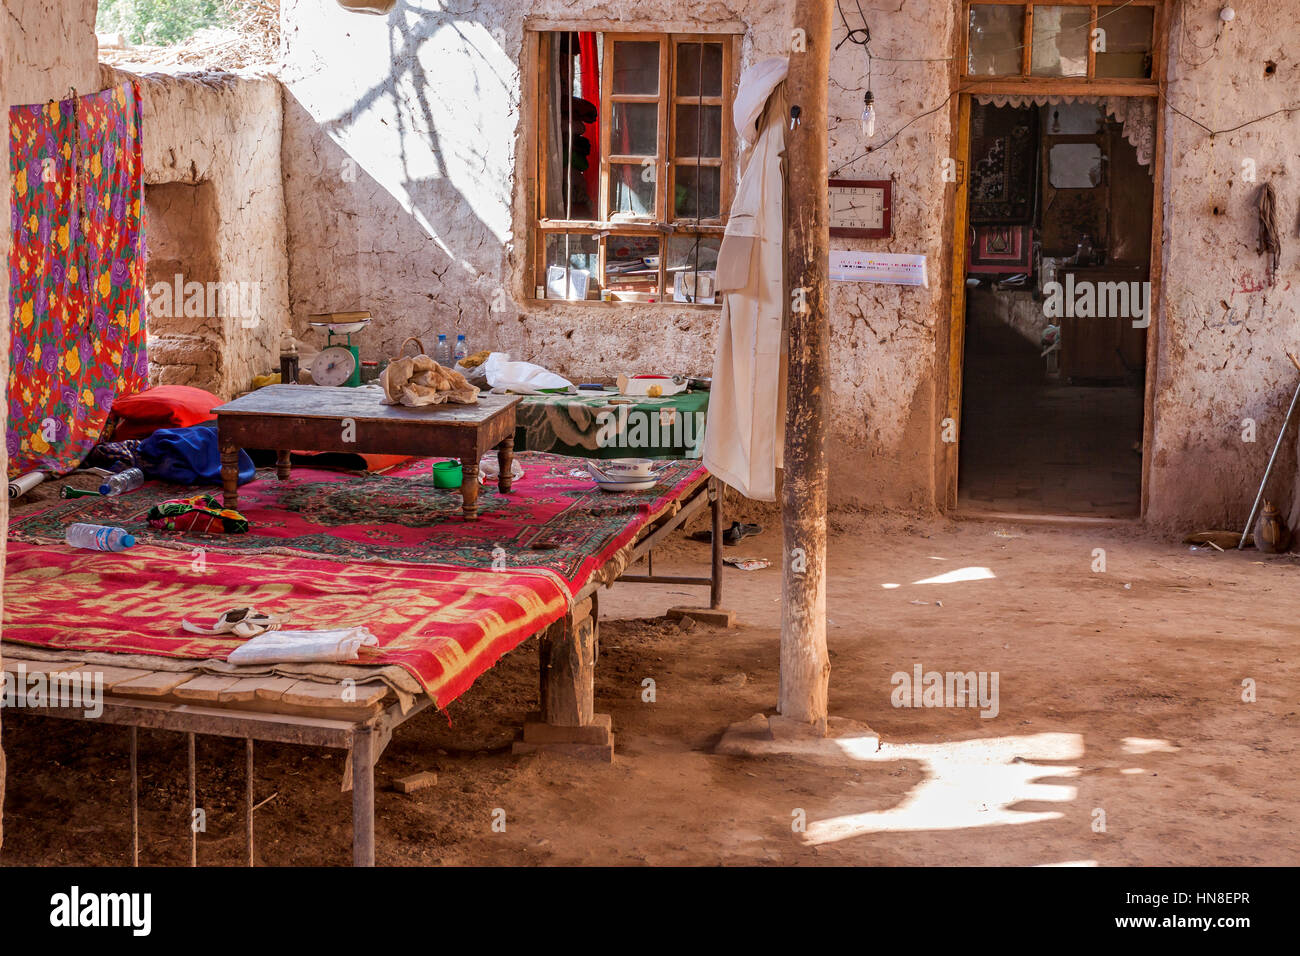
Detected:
left=515, top=390, right=709, bottom=460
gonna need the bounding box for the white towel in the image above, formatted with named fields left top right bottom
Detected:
left=227, top=627, right=379, bottom=665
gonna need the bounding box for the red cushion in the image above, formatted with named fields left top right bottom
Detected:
left=112, top=385, right=222, bottom=439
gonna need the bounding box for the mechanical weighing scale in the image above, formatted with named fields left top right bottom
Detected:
left=308, top=311, right=372, bottom=387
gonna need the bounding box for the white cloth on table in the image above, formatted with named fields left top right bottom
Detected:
left=226, top=627, right=380, bottom=665
left=702, top=56, right=788, bottom=502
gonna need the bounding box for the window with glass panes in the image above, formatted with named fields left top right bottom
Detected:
left=534, top=31, right=736, bottom=304
left=965, top=1, right=1160, bottom=83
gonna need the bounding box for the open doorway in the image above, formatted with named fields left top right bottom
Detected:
left=957, top=99, right=1153, bottom=517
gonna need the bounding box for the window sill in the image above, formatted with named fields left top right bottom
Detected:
left=526, top=297, right=722, bottom=311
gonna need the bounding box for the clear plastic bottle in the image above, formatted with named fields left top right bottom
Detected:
left=454, top=334, right=469, bottom=365
left=435, top=333, right=450, bottom=366
left=66, top=522, right=136, bottom=552
left=99, top=467, right=145, bottom=497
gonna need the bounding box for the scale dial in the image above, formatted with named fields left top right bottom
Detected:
left=311, top=346, right=357, bottom=387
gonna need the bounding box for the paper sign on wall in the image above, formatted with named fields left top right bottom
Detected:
left=830, top=251, right=928, bottom=287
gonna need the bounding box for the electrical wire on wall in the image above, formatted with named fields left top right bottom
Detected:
left=829, top=1, right=1300, bottom=178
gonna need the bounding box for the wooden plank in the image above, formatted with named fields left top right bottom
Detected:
left=111, top=670, right=197, bottom=699
left=279, top=679, right=388, bottom=712
left=393, top=771, right=438, bottom=794
left=3, top=659, right=83, bottom=679
left=962, top=77, right=1158, bottom=98
left=218, top=675, right=298, bottom=704
left=172, top=674, right=243, bottom=702
left=78, top=665, right=155, bottom=691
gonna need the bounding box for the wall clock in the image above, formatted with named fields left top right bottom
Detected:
left=828, top=179, right=892, bottom=239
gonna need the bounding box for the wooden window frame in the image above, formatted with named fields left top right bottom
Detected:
left=963, top=0, right=1164, bottom=98
left=531, top=30, right=738, bottom=305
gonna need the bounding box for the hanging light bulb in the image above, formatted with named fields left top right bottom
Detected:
left=861, top=91, right=877, bottom=140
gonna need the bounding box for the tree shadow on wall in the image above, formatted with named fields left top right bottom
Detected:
left=281, top=2, right=518, bottom=354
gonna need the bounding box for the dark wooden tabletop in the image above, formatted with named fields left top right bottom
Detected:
left=215, top=385, right=520, bottom=427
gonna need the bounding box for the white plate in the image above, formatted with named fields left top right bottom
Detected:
left=593, top=476, right=657, bottom=492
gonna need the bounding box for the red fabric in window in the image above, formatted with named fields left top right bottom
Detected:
left=579, top=32, right=600, bottom=201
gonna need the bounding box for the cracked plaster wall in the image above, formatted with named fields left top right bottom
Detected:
left=1147, top=0, right=1300, bottom=530
left=279, top=0, right=955, bottom=510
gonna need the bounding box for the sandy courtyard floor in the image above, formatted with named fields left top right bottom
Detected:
left=2, top=512, right=1296, bottom=866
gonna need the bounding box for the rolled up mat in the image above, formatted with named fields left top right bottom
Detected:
left=9, top=471, right=46, bottom=499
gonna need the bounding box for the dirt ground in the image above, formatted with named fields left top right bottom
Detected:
left=2, top=508, right=1297, bottom=866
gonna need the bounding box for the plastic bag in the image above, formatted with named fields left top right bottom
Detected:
left=475, top=352, right=573, bottom=394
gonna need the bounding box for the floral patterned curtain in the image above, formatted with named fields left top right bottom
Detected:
left=8, top=82, right=148, bottom=476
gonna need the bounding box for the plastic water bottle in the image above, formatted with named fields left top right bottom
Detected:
left=66, top=522, right=136, bottom=552
left=435, top=333, right=450, bottom=366
left=99, top=467, right=145, bottom=497
left=454, top=334, right=469, bottom=365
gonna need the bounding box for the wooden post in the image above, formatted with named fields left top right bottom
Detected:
left=514, top=597, right=613, bottom=761
left=779, top=0, right=833, bottom=727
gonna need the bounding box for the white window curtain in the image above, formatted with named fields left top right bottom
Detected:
left=974, top=93, right=1156, bottom=170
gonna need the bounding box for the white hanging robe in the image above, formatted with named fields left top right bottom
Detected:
left=703, top=57, right=789, bottom=502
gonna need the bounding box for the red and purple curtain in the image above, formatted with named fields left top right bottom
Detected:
left=8, top=82, right=148, bottom=476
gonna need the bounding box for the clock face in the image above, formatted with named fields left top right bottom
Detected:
left=830, top=185, right=886, bottom=230
left=311, top=346, right=357, bottom=387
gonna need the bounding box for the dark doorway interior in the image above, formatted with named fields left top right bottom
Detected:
left=958, top=100, right=1151, bottom=517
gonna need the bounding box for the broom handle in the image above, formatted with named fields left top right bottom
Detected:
left=1239, top=359, right=1300, bottom=548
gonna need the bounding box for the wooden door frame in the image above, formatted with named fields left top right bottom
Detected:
left=939, top=1, right=1169, bottom=518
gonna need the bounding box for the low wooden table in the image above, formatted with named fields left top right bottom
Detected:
left=214, top=385, right=520, bottom=519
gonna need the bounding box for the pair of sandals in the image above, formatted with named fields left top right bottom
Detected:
left=182, top=607, right=287, bottom=639
left=690, top=521, right=763, bottom=546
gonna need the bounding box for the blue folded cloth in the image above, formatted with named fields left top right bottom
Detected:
left=139, top=424, right=254, bottom=486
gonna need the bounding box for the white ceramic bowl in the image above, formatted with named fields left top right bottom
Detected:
left=600, top=458, right=655, bottom=478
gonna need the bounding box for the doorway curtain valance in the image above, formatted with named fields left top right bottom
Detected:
left=973, top=93, right=1156, bottom=169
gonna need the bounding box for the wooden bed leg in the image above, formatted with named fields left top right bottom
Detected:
left=352, top=727, right=376, bottom=866
left=130, top=726, right=139, bottom=868
left=188, top=733, right=197, bottom=867
left=666, top=479, right=736, bottom=627
left=245, top=739, right=255, bottom=867
left=275, top=449, right=292, bottom=481
left=514, top=599, right=613, bottom=762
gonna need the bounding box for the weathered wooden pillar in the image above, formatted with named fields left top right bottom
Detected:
left=779, top=0, right=833, bottom=728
